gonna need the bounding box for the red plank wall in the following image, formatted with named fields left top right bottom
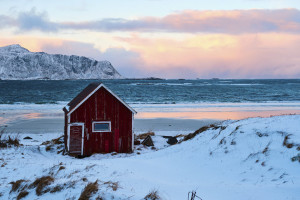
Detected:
left=69, top=87, right=132, bottom=155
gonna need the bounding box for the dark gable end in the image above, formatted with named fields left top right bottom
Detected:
left=64, top=82, right=101, bottom=114
left=63, top=82, right=137, bottom=115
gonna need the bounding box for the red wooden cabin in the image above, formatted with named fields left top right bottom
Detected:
left=63, top=82, right=136, bottom=156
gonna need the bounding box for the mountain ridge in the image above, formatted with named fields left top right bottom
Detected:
left=0, top=44, right=123, bottom=80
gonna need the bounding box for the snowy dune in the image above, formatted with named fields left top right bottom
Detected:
left=0, top=115, right=299, bottom=200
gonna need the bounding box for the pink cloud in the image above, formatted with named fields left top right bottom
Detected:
left=116, top=33, right=300, bottom=78
left=1, top=33, right=300, bottom=79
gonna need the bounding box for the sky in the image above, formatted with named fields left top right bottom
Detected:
left=1, top=0, right=300, bottom=79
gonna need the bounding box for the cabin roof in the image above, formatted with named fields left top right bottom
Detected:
left=63, top=82, right=137, bottom=115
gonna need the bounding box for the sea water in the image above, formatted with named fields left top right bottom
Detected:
left=0, top=79, right=300, bottom=124
left=1, top=79, right=300, bottom=104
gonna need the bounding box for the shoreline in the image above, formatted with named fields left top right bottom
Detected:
left=2, top=117, right=220, bottom=134
left=1, top=101, right=300, bottom=134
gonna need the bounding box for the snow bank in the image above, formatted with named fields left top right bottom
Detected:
left=0, top=115, right=299, bottom=200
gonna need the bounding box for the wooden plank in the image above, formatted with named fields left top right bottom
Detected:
left=115, top=129, right=119, bottom=152
left=69, top=125, right=82, bottom=153
left=68, top=85, right=133, bottom=155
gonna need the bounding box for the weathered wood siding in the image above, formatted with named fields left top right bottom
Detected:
left=69, top=87, right=132, bottom=155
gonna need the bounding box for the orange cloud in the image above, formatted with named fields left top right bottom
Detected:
left=117, top=33, right=300, bottom=78
left=1, top=33, right=300, bottom=79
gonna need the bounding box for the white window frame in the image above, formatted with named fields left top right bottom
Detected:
left=92, top=121, right=111, bottom=132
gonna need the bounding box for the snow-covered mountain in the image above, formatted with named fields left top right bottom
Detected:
left=0, top=44, right=123, bottom=80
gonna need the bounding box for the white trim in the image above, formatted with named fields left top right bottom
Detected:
left=81, top=124, right=84, bottom=155
left=67, top=124, right=70, bottom=151
left=67, top=115, right=70, bottom=151
left=68, top=123, right=84, bottom=155
left=65, top=83, right=137, bottom=116
left=92, top=121, right=111, bottom=132
left=132, top=113, right=134, bottom=151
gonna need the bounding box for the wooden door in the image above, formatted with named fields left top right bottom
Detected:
left=69, top=124, right=84, bottom=154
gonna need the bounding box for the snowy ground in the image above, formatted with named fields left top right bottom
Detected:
left=0, top=115, right=300, bottom=200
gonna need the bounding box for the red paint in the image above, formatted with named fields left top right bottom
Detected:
left=64, top=86, right=134, bottom=156
left=115, top=129, right=119, bottom=152
left=105, top=140, right=109, bottom=153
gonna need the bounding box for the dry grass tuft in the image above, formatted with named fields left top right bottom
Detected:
left=42, top=135, right=64, bottom=154
left=52, top=136, right=64, bottom=144
left=29, top=176, right=54, bottom=196
left=58, top=166, right=66, bottom=171
left=104, top=181, right=119, bottom=191
left=137, top=132, right=155, bottom=140
left=42, top=135, right=64, bottom=145
left=78, top=181, right=99, bottom=200
left=291, top=154, right=300, bottom=162
left=10, top=179, right=27, bottom=193
left=144, top=190, right=161, bottom=200
left=17, top=190, right=29, bottom=200
left=262, top=142, right=271, bottom=155
left=229, top=125, right=241, bottom=136
left=230, top=140, right=236, bottom=145
left=283, top=134, right=295, bottom=149
left=95, top=195, right=104, bottom=200
left=256, top=132, right=268, bottom=137
left=219, top=137, right=226, bottom=145
left=174, top=133, right=186, bottom=138
left=181, top=125, right=214, bottom=142
left=0, top=130, right=21, bottom=148
left=50, top=185, right=64, bottom=193
left=7, top=135, right=20, bottom=146
left=0, top=129, right=5, bottom=148
left=45, top=145, right=53, bottom=151
left=42, top=135, right=64, bottom=153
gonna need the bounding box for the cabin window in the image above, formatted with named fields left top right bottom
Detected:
left=92, top=121, right=111, bottom=132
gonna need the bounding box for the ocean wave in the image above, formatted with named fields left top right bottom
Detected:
left=129, top=83, right=193, bottom=86
left=2, top=101, right=300, bottom=111
left=0, top=101, right=68, bottom=110
left=217, top=83, right=264, bottom=86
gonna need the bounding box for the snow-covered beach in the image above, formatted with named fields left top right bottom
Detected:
left=1, top=102, right=300, bottom=133
left=0, top=102, right=300, bottom=199
left=0, top=79, right=300, bottom=200
left=1, top=0, right=300, bottom=197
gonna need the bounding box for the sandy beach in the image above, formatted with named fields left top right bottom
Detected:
left=2, top=115, right=219, bottom=135
left=1, top=102, right=300, bottom=135
left=1, top=101, right=300, bottom=199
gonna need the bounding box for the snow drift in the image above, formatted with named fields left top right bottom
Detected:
left=0, top=115, right=299, bottom=199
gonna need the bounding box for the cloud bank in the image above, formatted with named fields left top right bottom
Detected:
left=115, top=33, right=300, bottom=78
left=2, top=9, right=300, bottom=34
left=62, top=9, right=300, bottom=34
left=1, top=8, right=300, bottom=78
